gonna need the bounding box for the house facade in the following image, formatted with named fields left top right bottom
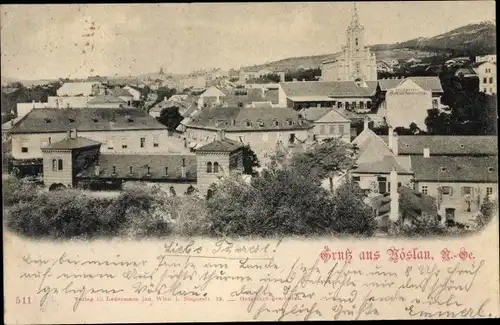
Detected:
left=472, top=61, right=496, bottom=95
left=299, top=107, right=351, bottom=142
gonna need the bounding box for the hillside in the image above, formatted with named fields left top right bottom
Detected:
left=243, top=21, right=496, bottom=72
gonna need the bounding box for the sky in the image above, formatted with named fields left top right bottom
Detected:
left=1, top=2, right=496, bottom=80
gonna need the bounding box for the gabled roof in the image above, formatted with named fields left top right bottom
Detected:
left=110, top=87, right=134, bottom=97
left=42, top=136, right=101, bottom=150
left=280, top=81, right=378, bottom=98
left=10, top=108, right=167, bottom=134
left=379, top=76, right=443, bottom=93
left=77, top=154, right=197, bottom=180
left=411, top=156, right=498, bottom=182
left=87, top=94, right=127, bottom=104
left=196, top=138, right=244, bottom=153
left=397, top=136, right=498, bottom=156
left=299, top=107, right=349, bottom=122
left=353, top=128, right=412, bottom=174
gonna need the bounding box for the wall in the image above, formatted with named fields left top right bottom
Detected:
left=313, top=122, right=351, bottom=142
left=385, top=89, right=431, bottom=130
left=476, top=62, right=497, bottom=95
left=417, top=181, right=497, bottom=220
left=196, top=152, right=231, bottom=196
left=12, top=129, right=189, bottom=160
left=47, top=96, right=90, bottom=108
left=185, top=127, right=312, bottom=162
left=42, top=151, right=73, bottom=187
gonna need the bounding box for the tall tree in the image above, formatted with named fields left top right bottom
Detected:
left=157, top=106, right=183, bottom=131
left=291, top=138, right=358, bottom=192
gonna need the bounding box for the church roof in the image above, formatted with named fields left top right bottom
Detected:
left=280, top=81, right=378, bottom=98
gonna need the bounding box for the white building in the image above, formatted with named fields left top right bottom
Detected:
left=475, top=54, right=496, bottom=65
left=472, top=61, right=496, bottom=95
left=321, top=4, right=377, bottom=82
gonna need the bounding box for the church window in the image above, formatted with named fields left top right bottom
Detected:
left=355, top=38, right=358, bottom=46
left=213, top=162, right=219, bottom=173
left=52, top=159, right=57, bottom=171
left=206, top=162, right=213, bottom=173
left=58, top=159, right=63, bottom=171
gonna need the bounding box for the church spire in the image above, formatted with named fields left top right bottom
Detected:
left=350, top=3, right=360, bottom=28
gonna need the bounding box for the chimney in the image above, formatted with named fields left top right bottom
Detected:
left=70, top=128, right=77, bottom=139
left=389, top=168, right=400, bottom=222
left=67, top=130, right=71, bottom=139
left=217, top=129, right=226, bottom=140
left=32, top=100, right=35, bottom=108
left=423, top=147, right=430, bottom=158
left=363, top=117, right=369, bottom=131
left=181, top=158, right=186, bottom=178
left=392, top=132, right=399, bottom=156
left=388, top=126, right=394, bottom=149
left=94, top=165, right=100, bottom=176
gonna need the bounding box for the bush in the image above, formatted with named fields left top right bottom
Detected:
left=2, top=177, right=39, bottom=206
left=388, top=213, right=446, bottom=237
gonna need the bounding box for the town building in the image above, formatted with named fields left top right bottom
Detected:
left=41, top=129, right=243, bottom=198
left=471, top=61, right=496, bottom=95
left=298, top=107, right=351, bottom=142
left=377, top=61, right=394, bottom=73
left=123, top=85, right=142, bottom=102
left=9, top=107, right=188, bottom=176
left=47, top=81, right=107, bottom=109
left=110, top=87, right=134, bottom=106
left=181, top=105, right=313, bottom=161
left=476, top=54, right=496, bottom=65
left=321, top=4, right=377, bottom=82
left=197, top=86, right=227, bottom=108
left=86, top=94, right=128, bottom=108
left=278, top=80, right=378, bottom=112
left=377, top=76, right=444, bottom=130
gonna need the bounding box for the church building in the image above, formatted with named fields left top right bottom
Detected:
left=321, top=4, right=377, bottom=82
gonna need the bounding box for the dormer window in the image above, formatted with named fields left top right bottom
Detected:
left=44, top=118, right=51, bottom=123
left=274, top=120, right=279, bottom=126
left=459, top=144, right=464, bottom=148
left=258, top=120, right=264, bottom=127
left=440, top=167, right=447, bottom=172
left=92, top=118, right=98, bottom=123
left=69, top=118, right=75, bottom=123
left=287, top=120, right=293, bottom=126
left=488, top=167, right=494, bottom=172
left=245, top=121, right=252, bottom=127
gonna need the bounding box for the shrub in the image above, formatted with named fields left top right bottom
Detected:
left=3, top=177, right=39, bottom=206
left=388, top=213, right=446, bottom=237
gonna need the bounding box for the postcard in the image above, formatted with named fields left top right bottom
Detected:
left=2, top=2, right=499, bottom=323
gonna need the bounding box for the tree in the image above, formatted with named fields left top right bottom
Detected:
left=241, top=146, right=260, bottom=175
left=157, top=106, right=183, bottom=131
left=291, top=138, right=358, bottom=192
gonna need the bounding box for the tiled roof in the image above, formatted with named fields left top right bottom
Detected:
left=111, top=87, right=134, bottom=97
left=264, top=89, right=279, bottom=104
left=280, top=81, right=377, bottom=98
left=77, top=154, right=197, bottom=180
left=397, top=136, right=497, bottom=156
left=196, top=138, right=244, bottom=153
left=57, top=82, right=100, bottom=96
left=10, top=108, right=167, bottom=134
left=1, top=116, right=23, bottom=131
left=411, top=156, right=498, bottom=182
left=223, top=88, right=267, bottom=106
left=42, top=136, right=101, bottom=150
left=87, top=94, right=127, bottom=104
left=354, top=129, right=412, bottom=174
left=299, top=107, right=349, bottom=122
left=379, top=77, right=443, bottom=93
left=185, top=105, right=313, bottom=132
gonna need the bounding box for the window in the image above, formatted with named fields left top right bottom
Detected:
left=484, top=88, right=487, bottom=92
left=367, top=101, right=372, bottom=109
left=206, top=162, right=212, bottom=173
left=122, top=144, right=128, bottom=149
left=337, top=102, right=342, bottom=108
left=329, top=125, right=336, bottom=134
left=274, top=120, right=279, bottom=126
left=129, top=166, right=133, bottom=175
left=52, top=159, right=57, bottom=171
left=154, top=143, right=159, bottom=147
left=153, top=135, right=159, bottom=147
left=441, top=186, right=453, bottom=196
left=377, top=176, right=387, bottom=194
left=48, top=137, right=52, bottom=144
left=351, top=101, right=356, bottom=109
left=112, top=166, right=117, bottom=175
left=58, top=159, right=63, bottom=171
left=483, top=77, right=487, bottom=84
left=245, top=121, right=252, bottom=127
left=432, top=99, right=438, bottom=109
left=359, top=101, right=364, bottom=109
left=213, top=162, right=219, bottom=173
left=320, top=125, right=326, bottom=135
left=487, top=187, right=493, bottom=196
left=421, top=186, right=428, bottom=195
left=489, top=77, right=493, bottom=84
left=140, top=137, right=145, bottom=148
left=21, top=147, right=28, bottom=153
left=462, top=187, right=472, bottom=196
left=107, top=140, right=114, bottom=150
left=338, top=124, right=345, bottom=135
left=289, top=133, right=295, bottom=144
left=352, top=176, right=360, bottom=183
left=165, top=167, right=169, bottom=176
left=345, top=102, right=350, bottom=110
left=355, top=38, right=358, bottom=46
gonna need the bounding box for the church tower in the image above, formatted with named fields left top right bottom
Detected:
left=321, top=3, right=377, bottom=82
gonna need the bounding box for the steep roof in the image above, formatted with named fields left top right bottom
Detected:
left=87, top=94, right=127, bottom=105
left=10, top=108, right=168, bottom=134
left=397, top=136, right=498, bottom=156
left=411, top=156, right=498, bottom=182
left=57, top=82, right=101, bottom=96
left=353, top=128, right=412, bottom=174
left=379, top=76, right=443, bottom=93
left=280, top=81, right=378, bottom=98
left=196, top=138, right=244, bottom=153
left=185, top=105, right=313, bottom=132
left=110, top=87, right=134, bottom=97
left=77, top=154, right=197, bottom=180
left=42, top=136, right=101, bottom=150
